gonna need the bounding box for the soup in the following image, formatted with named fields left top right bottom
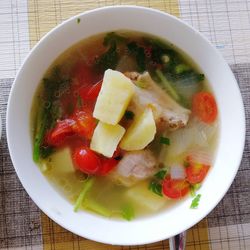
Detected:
left=31, top=31, right=218, bottom=220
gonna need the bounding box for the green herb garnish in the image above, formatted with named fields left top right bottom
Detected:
left=190, top=183, right=201, bottom=197
left=127, top=42, right=146, bottom=73
left=154, top=169, right=167, bottom=180
left=149, top=180, right=163, bottom=197
left=95, top=43, right=119, bottom=72
left=190, top=194, right=201, bottom=209
left=121, top=204, right=135, bottom=221
left=124, top=110, right=134, bottom=120
left=74, top=178, right=94, bottom=212
left=160, top=136, right=170, bottom=145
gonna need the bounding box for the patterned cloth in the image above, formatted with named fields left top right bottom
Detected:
left=0, top=1, right=249, bottom=249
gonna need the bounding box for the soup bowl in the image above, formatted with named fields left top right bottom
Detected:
left=7, top=6, right=245, bottom=245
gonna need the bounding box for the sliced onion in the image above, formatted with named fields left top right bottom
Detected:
left=170, top=164, right=186, bottom=179
left=187, top=149, right=212, bottom=166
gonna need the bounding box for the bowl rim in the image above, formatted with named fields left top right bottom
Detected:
left=7, top=5, right=246, bottom=245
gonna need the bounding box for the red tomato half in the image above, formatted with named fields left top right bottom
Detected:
left=79, top=81, right=102, bottom=101
left=185, top=160, right=210, bottom=184
left=72, top=110, right=96, bottom=139
left=192, top=92, right=217, bottom=123
left=98, top=158, right=118, bottom=176
left=46, top=119, right=75, bottom=146
left=162, top=176, right=190, bottom=199
left=73, top=147, right=101, bottom=174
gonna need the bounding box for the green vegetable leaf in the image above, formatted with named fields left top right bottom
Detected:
left=154, top=169, right=167, bottom=180
left=127, top=42, right=146, bottom=73
left=74, top=178, right=94, bottom=212
left=95, top=43, right=119, bottom=72
left=160, top=136, right=170, bottom=145
left=155, top=69, right=180, bottom=102
left=121, top=204, right=135, bottom=221
left=103, top=32, right=127, bottom=46
left=190, top=194, right=201, bottom=209
left=149, top=180, right=163, bottom=197
left=190, top=183, right=202, bottom=197
left=124, top=110, right=134, bottom=120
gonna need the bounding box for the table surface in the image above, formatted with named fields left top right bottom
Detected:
left=0, top=1, right=250, bottom=249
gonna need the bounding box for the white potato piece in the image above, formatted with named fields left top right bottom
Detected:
left=90, top=122, right=125, bottom=157
left=93, top=69, right=135, bottom=125
left=126, top=181, right=166, bottom=211
left=120, top=108, right=156, bottom=151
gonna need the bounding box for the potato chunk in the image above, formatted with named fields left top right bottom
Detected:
left=93, top=69, right=135, bottom=125
left=120, top=108, right=156, bottom=151
left=90, top=122, right=125, bottom=157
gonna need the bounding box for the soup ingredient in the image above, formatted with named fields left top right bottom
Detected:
left=120, top=108, right=156, bottom=150
left=192, top=92, right=217, bottom=123
left=109, top=150, right=157, bottom=186
left=33, top=68, right=71, bottom=162
left=126, top=72, right=190, bottom=131
left=162, top=176, right=189, bottom=199
left=160, top=136, right=170, bottom=145
left=155, top=69, right=180, bottom=102
left=46, top=119, right=75, bottom=146
left=190, top=194, right=201, bottom=209
left=170, top=165, right=186, bottom=180
left=74, top=178, right=94, bottom=212
left=121, top=203, right=135, bottom=221
left=73, top=147, right=101, bottom=174
left=126, top=181, right=166, bottom=211
left=185, top=155, right=210, bottom=184
left=90, top=122, right=125, bottom=157
left=83, top=198, right=112, bottom=217
left=79, top=80, right=102, bottom=101
left=149, top=180, right=163, bottom=196
left=93, top=69, right=135, bottom=125
left=72, top=110, right=96, bottom=140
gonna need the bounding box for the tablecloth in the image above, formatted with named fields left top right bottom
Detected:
left=0, top=1, right=249, bottom=249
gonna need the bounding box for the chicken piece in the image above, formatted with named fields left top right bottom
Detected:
left=109, top=150, right=157, bottom=187
left=125, top=72, right=191, bottom=131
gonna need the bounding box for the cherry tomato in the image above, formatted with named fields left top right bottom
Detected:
left=185, top=158, right=210, bottom=184
left=72, top=110, right=96, bottom=139
left=46, top=119, right=75, bottom=146
left=72, top=62, right=95, bottom=86
left=79, top=81, right=102, bottom=101
left=98, top=158, right=118, bottom=175
left=192, top=92, right=217, bottom=123
left=162, top=176, right=190, bottom=199
left=73, top=147, right=101, bottom=174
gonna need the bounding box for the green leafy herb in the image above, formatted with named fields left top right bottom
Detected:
left=175, top=64, right=190, bottom=74
left=190, top=194, right=201, bottom=209
left=121, top=204, right=135, bottom=221
left=155, top=69, right=180, bottom=102
left=160, top=136, right=170, bottom=145
left=33, top=67, right=71, bottom=162
left=127, top=42, right=146, bottom=72
left=77, top=18, right=81, bottom=24
left=149, top=180, right=163, bottom=197
left=74, top=178, right=94, bottom=212
left=95, top=43, right=119, bottom=72
left=154, top=169, right=167, bottom=180
left=103, top=32, right=126, bottom=46
left=83, top=198, right=111, bottom=217
left=124, top=110, right=134, bottom=120
left=190, top=183, right=202, bottom=197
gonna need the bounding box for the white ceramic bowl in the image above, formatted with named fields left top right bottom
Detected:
left=7, top=6, right=245, bottom=245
